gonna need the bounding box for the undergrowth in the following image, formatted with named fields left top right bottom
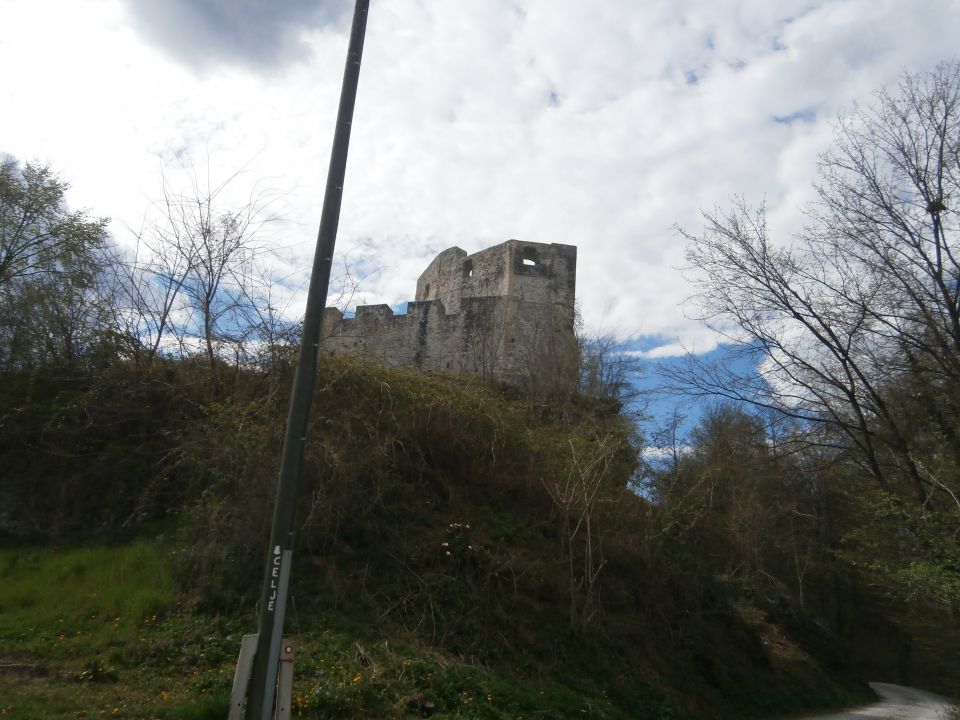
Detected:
left=0, top=358, right=874, bottom=718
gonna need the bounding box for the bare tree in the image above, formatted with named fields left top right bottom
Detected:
left=231, top=262, right=301, bottom=370
left=459, top=296, right=510, bottom=381
left=577, top=329, right=645, bottom=411
left=542, top=432, right=623, bottom=636
left=673, top=62, right=960, bottom=509
left=115, top=157, right=284, bottom=371
left=163, top=165, right=274, bottom=371
left=108, top=229, right=192, bottom=363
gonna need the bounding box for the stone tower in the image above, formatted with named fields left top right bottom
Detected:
left=321, top=239, right=577, bottom=385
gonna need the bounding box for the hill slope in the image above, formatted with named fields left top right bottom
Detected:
left=0, top=359, right=870, bottom=718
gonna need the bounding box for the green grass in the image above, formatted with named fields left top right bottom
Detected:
left=0, top=541, right=176, bottom=659
left=281, top=632, right=672, bottom=719
left=0, top=531, right=869, bottom=719
left=0, top=523, right=861, bottom=719
left=0, top=540, right=233, bottom=719
left=0, top=540, right=673, bottom=719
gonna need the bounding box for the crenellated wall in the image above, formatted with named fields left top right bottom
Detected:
left=321, top=239, right=577, bottom=385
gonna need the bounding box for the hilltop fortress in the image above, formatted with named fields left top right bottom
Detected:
left=321, top=239, right=577, bottom=386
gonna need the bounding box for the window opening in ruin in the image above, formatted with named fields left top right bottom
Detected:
left=521, top=249, right=538, bottom=267
left=424, top=283, right=430, bottom=296
left=463, top=260, right=474, bottom=279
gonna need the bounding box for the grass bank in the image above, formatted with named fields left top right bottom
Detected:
left=0, top=359, right=871, bottom=718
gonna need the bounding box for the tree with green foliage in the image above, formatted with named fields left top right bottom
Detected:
left=650, top=405, right=818, bottom=597
left=0, top=157, right=114, bottom=368
left=0, top=158, right=108, bottom=288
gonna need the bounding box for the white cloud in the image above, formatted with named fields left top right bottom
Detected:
left=642, top=445, right=690, bottom=462
left=1, top=0, right=957, bottom=353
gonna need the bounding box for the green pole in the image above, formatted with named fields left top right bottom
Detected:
left=244, top=1, right=370, bottom=717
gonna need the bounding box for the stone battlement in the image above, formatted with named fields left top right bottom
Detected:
left=321, top=239, right=577, bottom=385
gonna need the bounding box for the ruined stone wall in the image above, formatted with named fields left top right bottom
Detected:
left=321, top=240, right=577, bottom=385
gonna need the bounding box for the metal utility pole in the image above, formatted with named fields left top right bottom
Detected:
left=242, top=1, right=370, bottom=717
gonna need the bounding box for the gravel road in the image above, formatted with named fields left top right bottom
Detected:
left=800, top=682, right=954, bottom=720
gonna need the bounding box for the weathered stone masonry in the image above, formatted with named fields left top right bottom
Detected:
left=321, top=239, right=577, bottom=385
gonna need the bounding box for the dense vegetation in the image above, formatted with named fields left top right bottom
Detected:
left=1, top=64, right=959, bottom=718
left=665, top=61, right=960, bottom=695
left=1, top=358, right=870, bottom=719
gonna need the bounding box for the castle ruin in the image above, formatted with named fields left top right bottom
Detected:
left=321, top=239, right=577, bottom=386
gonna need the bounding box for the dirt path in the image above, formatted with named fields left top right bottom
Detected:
left=800, top=682, right=954, bottom=720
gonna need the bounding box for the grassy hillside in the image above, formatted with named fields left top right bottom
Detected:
left=0, top=359, right=871, bottom=718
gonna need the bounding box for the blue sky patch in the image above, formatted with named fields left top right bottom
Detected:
left=774, top=107, right=816, bottom=124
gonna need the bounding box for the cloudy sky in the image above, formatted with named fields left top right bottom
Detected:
left=1, top=0, right=957, bottom=359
